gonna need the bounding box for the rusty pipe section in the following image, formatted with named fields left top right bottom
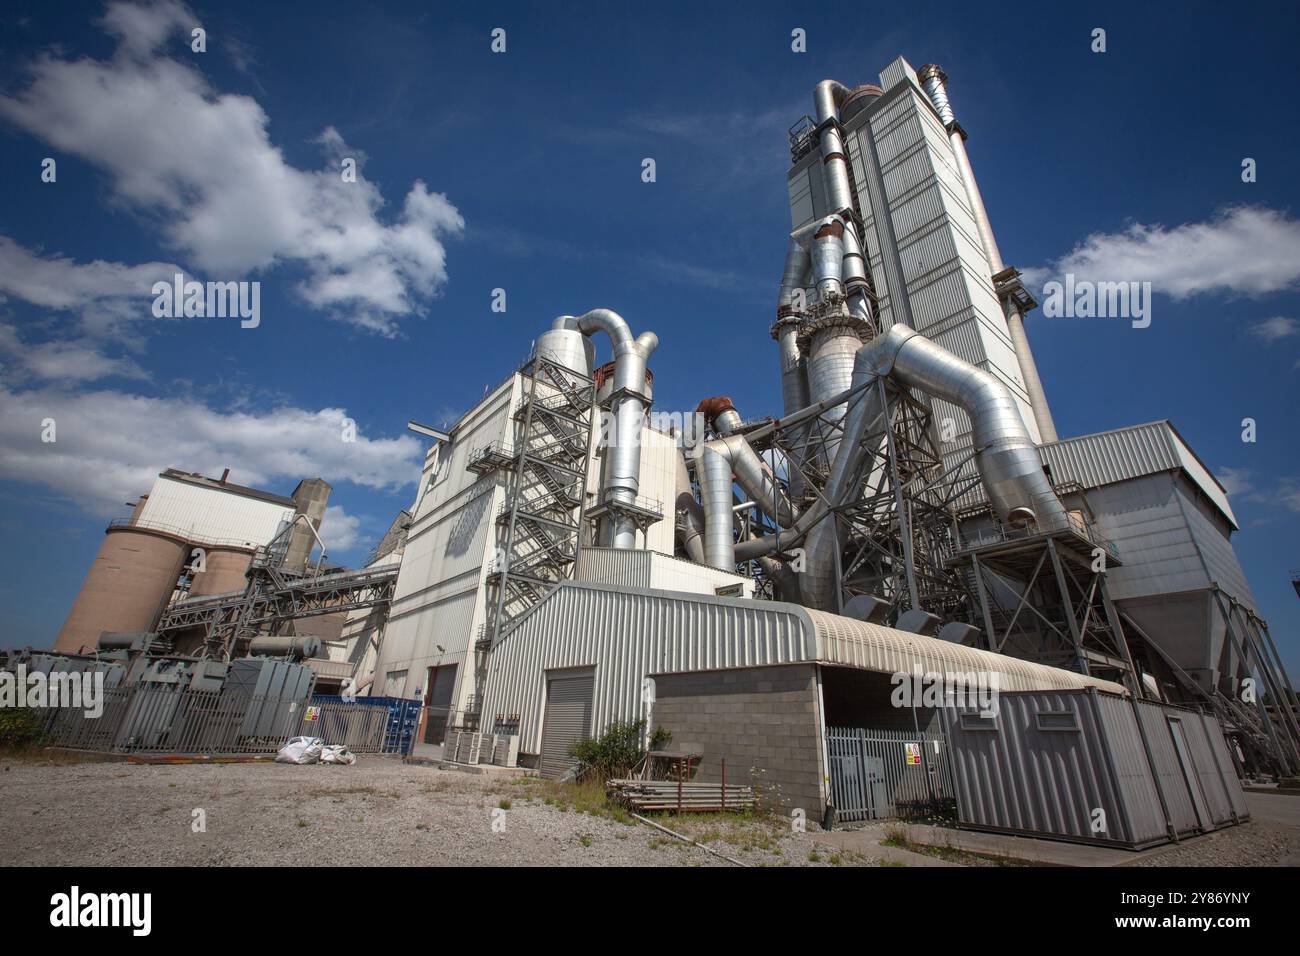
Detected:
left=696, top=396, right=743, bottom=437
left=561, top=309, right=659, bottom=548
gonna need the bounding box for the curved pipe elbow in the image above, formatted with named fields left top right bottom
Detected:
left=814, top=79, right=853, bottom=122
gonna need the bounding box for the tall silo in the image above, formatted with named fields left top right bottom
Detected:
left=186, top=545, right=254, bottom=598
left=53, top=526, right=191, bottom=654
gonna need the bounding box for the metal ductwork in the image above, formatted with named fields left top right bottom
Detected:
left=740, top=325, right=1068, bottom=608
left=916, top=64, right=1057, bottom=444
left=559, top=309, right=659, bottom=549
left=693, top=427, right=800, bottom=570
left=533, top=316, right=596, bottom=376
left=674, top=448, right=705, bottom=564
left=696, top=396, right=743, bottom=437
left=880, top=326, right=1066, bottom=529
left=773, top=239, right=813, bottom=498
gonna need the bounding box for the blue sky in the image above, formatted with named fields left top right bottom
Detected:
left=1, top=0, right=1298, bottom=677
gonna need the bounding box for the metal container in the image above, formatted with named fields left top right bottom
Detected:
left=940, top=689, right=1248, bottom=849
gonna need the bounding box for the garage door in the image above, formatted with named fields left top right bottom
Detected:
left=540, top=669, right=595, bottom=778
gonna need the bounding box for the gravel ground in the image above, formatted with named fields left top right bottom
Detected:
left=1131, top=820, right=1300, bottom=867
left=0, top=755, right=882, bottom=867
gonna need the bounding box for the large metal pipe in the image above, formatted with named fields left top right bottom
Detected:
left=871, top=325, right=1067, bottom=529
left=693, top=440, right=737, bottom=570
left=563, top=309, right=659, bottom=548
left=674, top=448, right=705, bottom=564
left=693, top=428, right=801, bottom=570
left=916, top=64, right=1057, bottom=443
left=696, top=396, right=743, bottom=437
left=774, top=238, right=813, bottom=498
left=745, top=325, right=1069, bottom=607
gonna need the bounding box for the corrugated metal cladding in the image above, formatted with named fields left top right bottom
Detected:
left=481, top=583, right=815, bottom=755
left=575, top=547, right=651, bottom=587
left=804, top=609, right=1127, bottom=695
left=1038, top=420, right=1236, bottom=529
left=482, top=582, right=1133, bottom=757
left=941, top=690, right=1247, bottom=848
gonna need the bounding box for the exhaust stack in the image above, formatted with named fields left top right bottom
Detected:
left=917, top=64, right=1057, bottom=443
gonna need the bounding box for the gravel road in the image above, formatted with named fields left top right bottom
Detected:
left=0, top=756, right=871, bottom=867
left=4, top=756, right=1291, bottom=867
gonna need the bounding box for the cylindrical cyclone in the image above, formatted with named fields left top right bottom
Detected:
left=534, top=320, right=595, bottom=377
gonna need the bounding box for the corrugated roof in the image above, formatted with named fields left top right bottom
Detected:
left=803, top=608, right=1127, bottom=695
left=1039, top=421, right=1237, bottom=529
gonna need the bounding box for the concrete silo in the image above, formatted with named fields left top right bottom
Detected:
left=53, top=525, right=190, bottom=654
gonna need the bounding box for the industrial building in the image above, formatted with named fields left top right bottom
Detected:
left=358, top=55, right=1283, bottom=839
left=25, top=55, right=1291, bottom=844
left=56, top=469, right=334, bottom=655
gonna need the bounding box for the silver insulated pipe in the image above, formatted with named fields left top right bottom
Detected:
left=675, top=449, right=705, bottom=564
left=560, top=309, right=659, bottom=549
left=692, top=398, right=801, bottom=570
left=789, top=325, right=1069, bottom=609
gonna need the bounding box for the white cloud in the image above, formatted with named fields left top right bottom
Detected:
left=1023, top=207, right=1300, bottom=300
left=0, top=237, right=185, bottom=338
left=318, top=504, right=363, bottom=553
left=1249, top=316, right=1298, bottom=341
left=0, top=385, right=422, bottom=515
left=1216, top=466, right=1254, bottom=498
left=0, top=324, right=149, bottom=383
left=1280, top=482, right=1300, bottom=514
left=0, top=0, right=463, bottom=336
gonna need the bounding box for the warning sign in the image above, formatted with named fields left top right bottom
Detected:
left=304, top=706, right=320, bottom=722
left=905, top=743, right=922, bottom=765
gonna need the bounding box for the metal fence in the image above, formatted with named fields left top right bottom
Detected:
left=35, top=684, right=392, bottom=756
left=827, top=726, right=956, bottom=823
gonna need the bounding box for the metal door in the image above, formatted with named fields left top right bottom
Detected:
left=540, top=669, right=594, bottom=778
left=423, top=664, right=458, bottom=745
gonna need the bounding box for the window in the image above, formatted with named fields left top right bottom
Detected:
left=959, top=712, right=998, bottom=731
left=1035, top=709, right=1080, bottom=732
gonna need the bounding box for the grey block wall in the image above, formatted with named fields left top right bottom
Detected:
left=650, top=663, right=826, bottom=820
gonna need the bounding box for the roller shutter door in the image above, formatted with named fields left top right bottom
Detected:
left=540, top=669, right=594, bottom=778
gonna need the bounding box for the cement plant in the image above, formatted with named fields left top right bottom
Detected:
left=1, top=3, right=1297, bottom=910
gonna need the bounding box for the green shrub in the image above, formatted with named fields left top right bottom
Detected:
left=569, top=718, right=670, bottom=781
left=0, top=707, right=45, bottom=750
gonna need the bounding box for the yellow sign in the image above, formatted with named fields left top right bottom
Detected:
left=304, top=706, right=320, bottom=722
left=905, top=743, right=921, bottom=765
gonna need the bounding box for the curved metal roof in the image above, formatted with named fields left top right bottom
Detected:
left=803, top=608, right=1127, bottom=695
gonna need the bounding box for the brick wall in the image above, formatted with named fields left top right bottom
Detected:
left=650, top=663, right=825, bottom=822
